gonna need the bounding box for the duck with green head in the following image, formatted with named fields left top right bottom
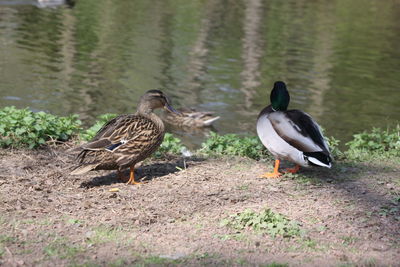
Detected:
left=256, top=81, right=332, bottom=178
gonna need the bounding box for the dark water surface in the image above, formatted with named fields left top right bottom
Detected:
left=1, top=0, right=400, bottom=148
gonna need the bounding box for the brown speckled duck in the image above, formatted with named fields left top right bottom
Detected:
left=162, top=107, right=220, bottom=128
left=71, top=90, right=179, bottom=184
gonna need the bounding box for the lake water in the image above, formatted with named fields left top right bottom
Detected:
left=1, top=0, right=400, bottom=148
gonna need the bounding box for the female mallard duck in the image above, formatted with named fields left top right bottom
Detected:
left=256, top=81, right=332, bottom=178
left=162, top=107, right=220, bottom=128
left=71, top=90, right=179, bottom=184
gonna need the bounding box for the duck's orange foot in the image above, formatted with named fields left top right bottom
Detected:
left=259, top=171, right=283, bottom=179
left=284, top=165, right=300, bottom=174
left=118, top=167, right=142, bottom=185
left=259, top=159, right=283, bottom=178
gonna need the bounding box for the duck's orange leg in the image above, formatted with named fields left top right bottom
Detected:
left=118, top=167, right=141, bottom=185
left=284, top=165, right=300, bottom=174
left=259, top=159, right=282, bottom=178
left=126, top=166, right=141, bottom=185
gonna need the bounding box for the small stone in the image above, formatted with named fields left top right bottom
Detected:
left=85, top=231, right=95, bottom=239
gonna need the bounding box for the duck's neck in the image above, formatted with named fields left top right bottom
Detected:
left=136, top=106, right=165, bottom=132
left=270, top=83, right=290, bottom=111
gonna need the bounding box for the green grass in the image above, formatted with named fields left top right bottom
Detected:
left=0, top=233, right=18, bottom=256
left=43, top=237, right=85, bottom=259
left=340, top=236, right=359, bottom=246
left=86, top=226, right=129, bottom=245
left=220, top=208, right=302, bottom=238
left=260, top=263, right=289, bottom=267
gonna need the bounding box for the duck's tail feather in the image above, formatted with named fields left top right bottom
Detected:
left=202, top=116, right=220, bottom=126
left=70, top=164, right=98, bottom=175
left=304, top=151, right=332, bottom=168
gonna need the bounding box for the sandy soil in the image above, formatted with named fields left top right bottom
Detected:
left=0, top=147, right=399, bottom=266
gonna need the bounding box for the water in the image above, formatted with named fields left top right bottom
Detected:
left=1, top=0, right=400, bottom=148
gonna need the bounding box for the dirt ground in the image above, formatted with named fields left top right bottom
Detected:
left=0, top=147, right=399, bottom=267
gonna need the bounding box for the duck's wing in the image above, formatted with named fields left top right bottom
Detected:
left=91, top=114, right=127, bottom=141
left=268, top=110, right=330, bottom=153
left=81, top=115, right=153, bottom=152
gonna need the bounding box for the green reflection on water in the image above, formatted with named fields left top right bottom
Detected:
left=0, top=0, right=399, bottom=146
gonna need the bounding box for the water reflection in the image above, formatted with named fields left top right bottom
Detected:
left=0, top=0, right=400, bottom=147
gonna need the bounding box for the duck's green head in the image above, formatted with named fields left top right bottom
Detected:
left=270, top=81, right=290, bottom=111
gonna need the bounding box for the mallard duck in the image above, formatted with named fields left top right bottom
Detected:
left=71, top=90, right=179, bottom=184
left=162, top=107, right=220, bottom=128
left=256, top=81, right=332, bottom=178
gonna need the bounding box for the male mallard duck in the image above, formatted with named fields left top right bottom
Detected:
left=162, top=107, right=220, bottom=128
left=256, top=81, right=332, bottom=178
left=71, top=90, right=179, bottom=184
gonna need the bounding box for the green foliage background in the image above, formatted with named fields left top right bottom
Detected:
left=0, top=107, right=399, bottom=162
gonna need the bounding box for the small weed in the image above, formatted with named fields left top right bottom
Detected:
left=137, top=255, right=183, bottom=265
left=336, top=263, right=355, bottom=267
left=0, top=235, right=17, bottom=244
left=86, top=226, right=126, bottom=245
left=69, top=262, right=101, bottom=267
left=109, top=258, right=127, bottom=267
left=67, top=218, right=84, bottom=225
left=214, top=233, right=247, bottom=241
left=300, top=238, right=317, bottom=250
left=237, top=184, right=249, bottom=191
left=260, top=263, right=289, bottom=267
left=214, top=234, right=231, bottom=241
left=363, top=257, right=377, bottom=267
left=194, top=223, right=203, bottom=229
left=236, top=258, right=248, bottom=265
left=37, top=219, right=54, bottom=226
left=379, top=206, right=399, bottom=217
left=43, top=237, right=84, bottom=259
left=285, top=173, right=322, bottom=185
left=340, top=236, right=358, bottom=246
left=200, top=132, right=270, bottom=160
left=220, top=208, right=302, bottom=238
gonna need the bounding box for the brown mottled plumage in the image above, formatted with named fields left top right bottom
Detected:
left=162, top=107, right=220, bottom=128
left=70, top=90, right=179, bottom=184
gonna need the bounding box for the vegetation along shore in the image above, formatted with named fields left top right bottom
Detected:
left=0, top=106, right=399, bottom=266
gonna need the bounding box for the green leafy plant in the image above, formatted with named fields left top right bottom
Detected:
left=325, top=135, right=343, bottom=160
left=80, top=113, right=117, bottom=141
left=220, top=208, right=302, bottom=238
left=153, top=133, right=187, bottom=157
left=0, top=106, right=81, bottom=148
left=346, top=126, right=400, bottom=152
left=200, top=132, right=270, bottom=160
